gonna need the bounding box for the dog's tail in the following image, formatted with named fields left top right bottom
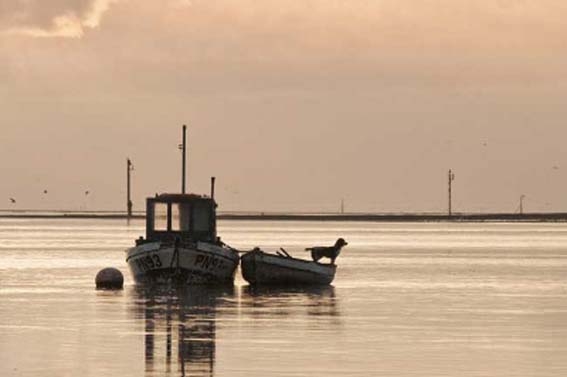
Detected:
left=305, top=247, right=313, bottom=251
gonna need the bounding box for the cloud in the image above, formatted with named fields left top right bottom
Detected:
left=0, top=0, right=118, bottom=38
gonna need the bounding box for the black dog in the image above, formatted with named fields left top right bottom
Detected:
left=306, top=238, right=348, bottom=265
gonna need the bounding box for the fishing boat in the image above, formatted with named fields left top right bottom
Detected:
left=240, top=248, right=337, bottom=286
left=126, top=126, right=239, bottom=285
left=126, top=192, right=240, bottom=285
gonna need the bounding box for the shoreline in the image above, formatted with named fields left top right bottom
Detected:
left=1, top=212, right=567, bottom=222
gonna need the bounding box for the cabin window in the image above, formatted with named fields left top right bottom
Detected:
left=154, top=203, right=168, bottom=231
left=171, top=203, right=191, bottom=232
left=170, top=204, right=180, bottom=231
left=193, top=201, right=211, bottom=232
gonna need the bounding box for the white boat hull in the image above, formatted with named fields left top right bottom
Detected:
left=126, top=241, right=239, bottom=285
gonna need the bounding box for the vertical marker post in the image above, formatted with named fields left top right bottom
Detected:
left=448, top=169, right=455, bottom=217
left=127, top=158, right=133, bottom=218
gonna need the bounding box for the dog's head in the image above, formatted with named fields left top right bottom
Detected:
left=335, top=238, right=348, bottom=248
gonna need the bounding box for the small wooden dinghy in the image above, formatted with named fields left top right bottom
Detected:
left=240, top=248, right=337, bottom=286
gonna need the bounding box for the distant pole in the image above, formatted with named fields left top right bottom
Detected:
left=340, top=198, right=345, bottom=214
left=182, top=125, right=187, bottom=194
left=448, top=169, right=455, bottom=216
left=127, top=158, right=133, bottom=218
left=520, top=195, right=525, bottom=215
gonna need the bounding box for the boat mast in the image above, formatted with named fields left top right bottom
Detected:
left=182, top=125, right=187, bottom=194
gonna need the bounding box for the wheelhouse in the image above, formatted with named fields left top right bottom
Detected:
left=145, top=193, right=217, bottom=243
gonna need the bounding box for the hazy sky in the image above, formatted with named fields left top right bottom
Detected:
left=1, top=1, right=567, bottom=213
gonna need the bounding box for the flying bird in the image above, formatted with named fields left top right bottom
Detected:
left=9, top=198, right=16, bottom=203
left=43, top=190, right=48, bottom=194
left=85, top=190, right=90, bottom=196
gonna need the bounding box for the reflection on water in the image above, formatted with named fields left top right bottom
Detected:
left=132, top=286, right=233, bottom=377
left=131, top=285, right=342, bottom=377
left=2, top=219, right=567, bottom=377
left=242, top=285, right=341, bottom=319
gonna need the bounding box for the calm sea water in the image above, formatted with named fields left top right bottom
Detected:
left=1, top=219, right=566, bottom=377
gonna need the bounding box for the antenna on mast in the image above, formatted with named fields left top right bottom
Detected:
left=181, top=125, right=187, bottom=194
left=211, top=177, right=216, bottom=200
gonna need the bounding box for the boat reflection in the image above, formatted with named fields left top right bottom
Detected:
left=241, top=285, right=341, bottom=322
left=132, top=286, right=235, bottom=377
left=132, top=284, right=341, bottom=376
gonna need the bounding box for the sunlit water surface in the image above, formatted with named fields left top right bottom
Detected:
left=1, top=219, right=566, bottom=376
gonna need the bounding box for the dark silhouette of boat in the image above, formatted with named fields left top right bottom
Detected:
left=126, top=193, right=240, bottom=285
left=241, top=248, right=337, bottom=286
left=126, top=127, right=239, bottom=286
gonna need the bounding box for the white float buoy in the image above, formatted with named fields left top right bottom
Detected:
left=95, top=267, right=124, bottom=289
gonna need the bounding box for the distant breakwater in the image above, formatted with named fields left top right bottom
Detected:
left=2, top=211, right=567, bottom=222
